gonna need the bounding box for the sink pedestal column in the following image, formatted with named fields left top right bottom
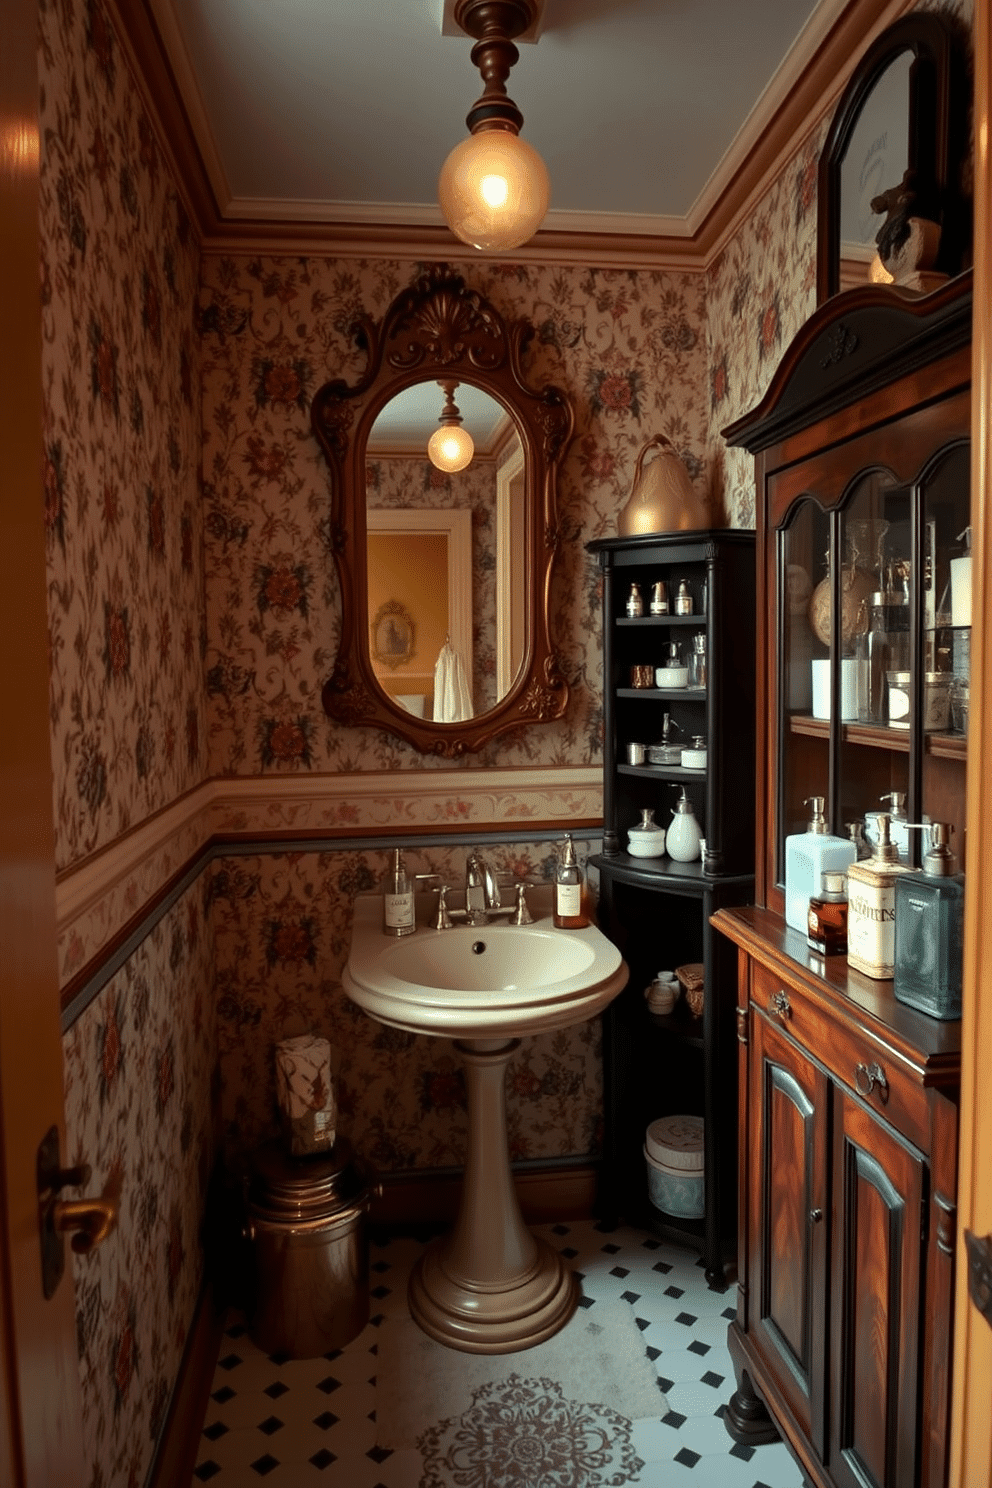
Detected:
left=407, top=1037, right=579, bottom=1353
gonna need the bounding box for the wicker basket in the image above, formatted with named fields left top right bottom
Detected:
left=675, top=962, right=705, bottom=1018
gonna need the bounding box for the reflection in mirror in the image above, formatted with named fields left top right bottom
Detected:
left=816, top=13, right=969, bottom=303
left=838, top=52, right=911, bottom=291
left=366, top=382, right=525, bottom=722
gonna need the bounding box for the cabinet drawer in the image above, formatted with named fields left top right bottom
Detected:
left=750, top=961, right=931, bottom=1149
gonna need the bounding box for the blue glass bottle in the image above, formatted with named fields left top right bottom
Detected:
left=893, top=823, right=964, bottom=1020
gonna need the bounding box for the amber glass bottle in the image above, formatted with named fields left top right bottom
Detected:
left=554, top=835, right=590, bottom=928
left=806, top=870, right=848, bottom=955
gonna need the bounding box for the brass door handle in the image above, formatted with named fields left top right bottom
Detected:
left=37, top=1127, right=118, bottom=1298
left=52, top=1196, right=117, bottom=1255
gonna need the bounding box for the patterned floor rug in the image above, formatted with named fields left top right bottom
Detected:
left=376, top=1299, right=667, bottom=1483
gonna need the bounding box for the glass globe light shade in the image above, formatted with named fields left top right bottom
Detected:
left=438, top=128, right=550, bottom=252
left=427, top=422, right=475, bottom=473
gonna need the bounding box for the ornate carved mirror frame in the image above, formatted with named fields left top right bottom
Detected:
left=816, top=11, right=969, bottom=304
left=310, top=267, right=574, bottom=756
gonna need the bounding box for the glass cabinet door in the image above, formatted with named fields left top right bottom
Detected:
left=776, top=445, right=969, bottom=888
left=920, top=441, right=970, bottom=864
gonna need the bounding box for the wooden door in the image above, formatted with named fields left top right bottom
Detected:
left=0, top=0, right=86, bottom=1481
left=747, top=1010, right=830, bottom=1455
left=951, top=2, right=992, bottom=1481
left=828, top=1089, right=925, bottom=1488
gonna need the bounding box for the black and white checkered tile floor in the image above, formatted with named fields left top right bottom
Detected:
left=193, top=1220, right=804, bottom=1487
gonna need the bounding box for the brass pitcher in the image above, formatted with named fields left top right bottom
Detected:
left=618, top=434, right=707, bottom=536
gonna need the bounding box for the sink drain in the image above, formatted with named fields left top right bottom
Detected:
left=471, top=941, right=486, bottom=955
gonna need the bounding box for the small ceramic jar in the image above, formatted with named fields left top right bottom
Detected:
left=627, top=808, right=666, bottom=858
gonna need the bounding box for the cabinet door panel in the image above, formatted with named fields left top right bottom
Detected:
left=830, top=1089, right=925, bottom=1488
left=749, top=1011, right=828, bottom=1451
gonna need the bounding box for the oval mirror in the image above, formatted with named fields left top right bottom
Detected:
left=816, top=12, right=969, bottom=303
left=310, top=267, right=574, bottom=755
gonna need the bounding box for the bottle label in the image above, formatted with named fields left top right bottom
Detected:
left=556, top=882, right=581, bottom=917
left=384, top=892, right=414, bottom=929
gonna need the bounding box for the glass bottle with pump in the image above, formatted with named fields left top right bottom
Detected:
left=383, top=848, right=415, bottom=936
left=784, top=795, right=857, bottom=934
left=893, top=822, right=964, bottom=1018
left=647, top=713, right=682, bottom=765
left=554, top=835, right=589, bottom=928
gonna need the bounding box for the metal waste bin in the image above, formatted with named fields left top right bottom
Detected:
left=246, top=1137, right=376, bottom=1358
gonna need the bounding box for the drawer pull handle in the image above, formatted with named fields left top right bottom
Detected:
left=810, top=1208, right=823, bottom=1224
left=854, top=1061, right=889, bottom=1101
left=770, top=990, right=792, bottom=1019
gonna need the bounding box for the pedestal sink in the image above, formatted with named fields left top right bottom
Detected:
left=343, top=889, right=628, bottom=1353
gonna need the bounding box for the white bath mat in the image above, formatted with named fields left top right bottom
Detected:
left=375, top=1300, right=667, bottom=1450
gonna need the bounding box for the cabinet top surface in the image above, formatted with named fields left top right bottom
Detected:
left=585, top=528, right=756, bottom=557
left=711, top=904, right=961, bottom=1072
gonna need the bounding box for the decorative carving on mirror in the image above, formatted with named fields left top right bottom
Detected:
left=817, top=12, right=970, bottom=304
left=310, top=266, right=574, bottom=756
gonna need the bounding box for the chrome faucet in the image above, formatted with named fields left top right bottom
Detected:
left=465, top=850, right=501, bottom=924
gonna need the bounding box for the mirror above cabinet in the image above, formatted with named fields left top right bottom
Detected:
left=310, top=267, right=573, bottom=755
left=817, top=11, right=970, bottom=302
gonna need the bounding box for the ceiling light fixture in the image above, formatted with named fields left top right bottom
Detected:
left=438, top=0, right=550, bottom=253
left=427, top=380, right=475, bottom=472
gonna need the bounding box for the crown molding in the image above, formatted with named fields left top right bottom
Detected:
left=112, top=0, right=916, bottom=272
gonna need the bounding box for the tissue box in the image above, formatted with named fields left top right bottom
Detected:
left=274, top=1035, right=336, bottom=1156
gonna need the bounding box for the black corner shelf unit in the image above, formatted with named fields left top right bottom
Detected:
left=587, top=529, right=756, bottom=1285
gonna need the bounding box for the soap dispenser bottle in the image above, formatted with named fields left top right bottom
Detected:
left=846, top=813, right=912, bottom=978
left=893, top=823, right=964, bottom=1018
left=784, top=795, right=857, bottom=934
left=383, top=848, right=415, bottom=937
left=554, top=834, right=590, bottom=928
left=666, top=787, right=702, bottom=862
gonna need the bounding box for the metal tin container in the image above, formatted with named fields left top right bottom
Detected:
left=643, top=1115, right=704, bottom=1218
left=247, top=1137, right=377, bottom=1359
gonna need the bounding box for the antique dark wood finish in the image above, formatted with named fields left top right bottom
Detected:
left=816, top=12, right=970, bottom=303
left=310, top=266, right=573, bottom=754
left=714, top=277, right=968, bottom=1488
left=587, top=531, right=755, bottom=1283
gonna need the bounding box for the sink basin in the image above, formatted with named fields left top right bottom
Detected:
left=343, top=892, right=627, bottom=1038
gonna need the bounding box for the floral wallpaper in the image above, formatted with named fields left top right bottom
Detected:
left=369, top=453, right=500, bottom=716
left=201, top=257, right=710, bottom=777
left=39, top=0, right=205, bottom=875
left=211, top=843, right=603, bottom=1170
left=62, top=878, right=216, bottom=1488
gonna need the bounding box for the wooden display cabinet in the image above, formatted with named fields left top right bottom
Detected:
left=587, top=530, right=755, bottom=1284
left=713, top=276, right=969, bottom=1488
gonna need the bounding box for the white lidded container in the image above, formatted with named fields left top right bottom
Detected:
left=644, top=1114, right=704, bottom=1219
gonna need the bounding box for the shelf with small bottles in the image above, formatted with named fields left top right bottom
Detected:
left=586, top=529, right=756, bottom=1283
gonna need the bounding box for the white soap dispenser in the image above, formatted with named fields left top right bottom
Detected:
left=666, top=787, right=702, bottom=862
left=784, top=795, right=857, bottom=934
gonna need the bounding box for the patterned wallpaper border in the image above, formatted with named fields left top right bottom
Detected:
left=56, top=766, right=603, bottom=991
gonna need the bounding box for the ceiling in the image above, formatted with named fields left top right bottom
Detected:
left=151, top=0, right=843, bottom=239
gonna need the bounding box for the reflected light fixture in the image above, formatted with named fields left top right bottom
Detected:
left=438, top=0, right=550, bottom=253
left=427, top=380, right=475, bottom=472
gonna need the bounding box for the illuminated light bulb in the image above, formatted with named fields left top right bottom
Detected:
left=427, top=382, right=475, bottom=472
left=428, top=424, right=475, bottom=472
left=438, top=127, right=550, bottom=253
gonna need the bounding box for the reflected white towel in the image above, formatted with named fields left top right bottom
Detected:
left=433, top=641, right=473, bottom=722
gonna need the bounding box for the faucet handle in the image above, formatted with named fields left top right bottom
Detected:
left=510, top=882, right=534, bottom=925
left=431, top=884, right=454, bottom=931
